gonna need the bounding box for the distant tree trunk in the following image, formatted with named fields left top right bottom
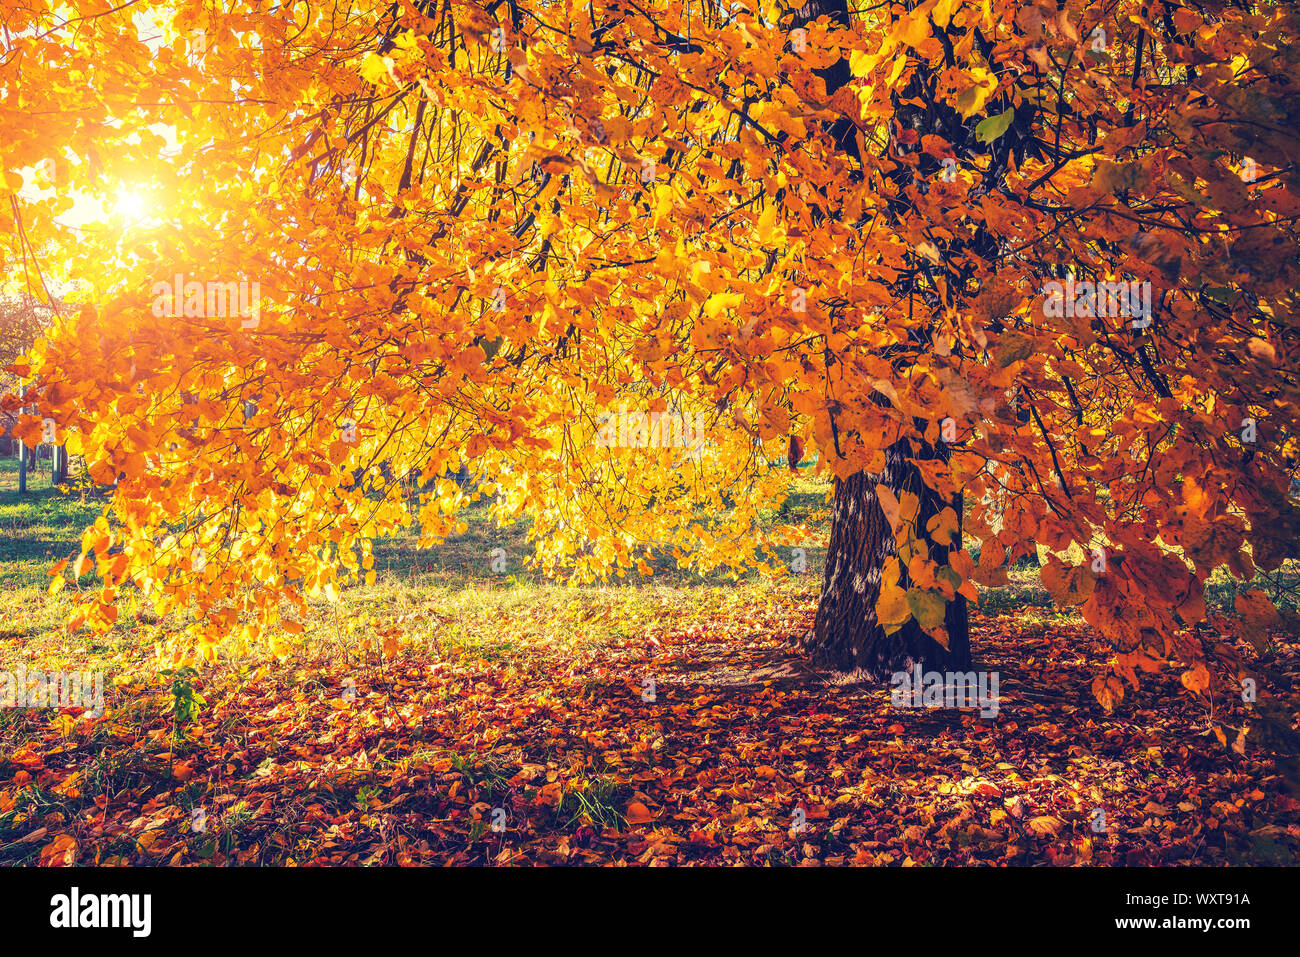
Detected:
left=17, top=385, right=29, bottom=495
left=805, top=441, right=970, bottom=676
left=52, top=445, right=68, bottom=485
left=790, top=0, right=971, bottom=676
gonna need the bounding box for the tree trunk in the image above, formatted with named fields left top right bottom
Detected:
left=789, top=0, right=971, bottom=676
left=805, top=440, right=970, bottom=676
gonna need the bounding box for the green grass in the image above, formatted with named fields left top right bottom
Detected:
left=0, top=459, right=111, bottom=666
left=555, top=776, right=628, bottom=830
left=0, top=459, right=103, bottom=591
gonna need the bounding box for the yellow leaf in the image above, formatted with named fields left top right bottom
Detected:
left=932, top=0, right=959, bottom=27
left=877, top=579, right=911, bottom=633
left=1026, top=816, right=1064, bottom=837
left=906, top=588, right=947, bottom=631
left=955, top=66, right=999, bottom=119
left=926, top=506, right=959, bottom=546
left=360, top=53, right=390, bottom=85
left=653, top=183, right=674, bottom=227
left=704, top=292, right=744, bottom=319
left=898, top=4, right=936, bottom=48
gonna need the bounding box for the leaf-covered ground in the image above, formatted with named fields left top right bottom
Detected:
left=1, top=464, right=1298, bottom=866
left=4, top=597, right=1299, bottom=866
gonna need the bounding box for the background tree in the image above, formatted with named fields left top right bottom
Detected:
left=0, top=289, right=62, bottom=490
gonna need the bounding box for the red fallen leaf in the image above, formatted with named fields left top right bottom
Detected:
left=172, top=762, right=194, bottom=781
left=625, top=801, right=654, bottom=825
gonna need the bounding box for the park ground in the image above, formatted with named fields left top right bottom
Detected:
left=0, top=459, right=1297, bottom=866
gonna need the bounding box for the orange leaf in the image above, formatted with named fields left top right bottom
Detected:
left=625, top=801, right=654, bottom=825
left=1180, top=663, right=1211, bottom=696
left=39, top=834, right=78, bottom=866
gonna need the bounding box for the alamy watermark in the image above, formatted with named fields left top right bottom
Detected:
left=891, top=665, right=999, bottom=718
left=1041, top=277, right=1152, bottom=329
left=151, top=274, right=260, bottom=327
left=595, top=404, right=708, bottom=462
left=1, top=666, right=104, bottom=716
left=50, top=887, right=150, bottom=937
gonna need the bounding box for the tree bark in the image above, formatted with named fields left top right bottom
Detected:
left=806, top=440, right=970, bottom=676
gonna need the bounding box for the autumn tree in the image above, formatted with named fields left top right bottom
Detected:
left=0, top=290, right=62, bottom=484
left=3, top=0, right=1298, bottom=718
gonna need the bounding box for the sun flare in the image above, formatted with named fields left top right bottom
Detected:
left=112, top=189, right=150, bottom=223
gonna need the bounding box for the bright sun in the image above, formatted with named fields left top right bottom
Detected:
left=113, top=189, right=150, bottom=223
